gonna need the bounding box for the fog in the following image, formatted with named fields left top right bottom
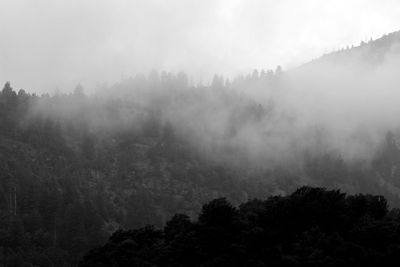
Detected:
left=1, top=0, right=400, bottom=92
left=5, top=3, right=400, bottom=264
left=2, top=1, right=400, bottom=173
left=21, top=30, right=400, bottom=173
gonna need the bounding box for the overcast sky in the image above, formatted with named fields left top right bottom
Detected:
left=1, top=0, right=400, bottom=93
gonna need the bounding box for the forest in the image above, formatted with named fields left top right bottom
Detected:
left=2, top=31, right=400, bottom=266
left=80, top=186, right=399, bottom=266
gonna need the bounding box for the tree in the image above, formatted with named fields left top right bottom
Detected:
left=164, top=214, right=192, bottom=242
left=73, top=84, right=85, bottom=97
left=251, top=69, right=259, bottom=80
left=1, top=82, right=14, bottom=97
left=275, top=65, right=283, bottom=76
left=198, top=198, right=238, bottom=228
left=211, top=75, right=224, bottom=89
left=161, top=121, right=175, bottom=145
left=81, top=134, right=96, bottom=160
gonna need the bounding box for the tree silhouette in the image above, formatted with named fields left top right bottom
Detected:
left=80, top=187, right=400, bottom=267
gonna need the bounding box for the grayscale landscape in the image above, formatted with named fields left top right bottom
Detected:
left=1, top=1, right=400, bottom=266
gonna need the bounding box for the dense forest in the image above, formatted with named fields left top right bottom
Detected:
left=80, top=186, right=399, bottom=266
left=2, top=31, right=400, bottom=266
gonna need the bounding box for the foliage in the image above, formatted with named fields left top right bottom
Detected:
left=80, top=187, right=400, bottom=267
left=1, top=71, right=400, bottom=266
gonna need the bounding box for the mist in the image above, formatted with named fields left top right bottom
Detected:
left=2, top=0, right=400, bottom=93
left=20, top=31, right=400, bottom=175
left=5, top=2, right=400, bottom=265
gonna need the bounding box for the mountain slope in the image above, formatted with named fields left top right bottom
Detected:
left=2, top=30, right=400, bottom=266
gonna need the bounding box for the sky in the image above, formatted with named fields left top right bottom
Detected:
left=1, top=0, right=400, bottom=93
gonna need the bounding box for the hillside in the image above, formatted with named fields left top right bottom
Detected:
left=304, top=30, right=400, bottom=68
left=0, top=82, right=279, bottom=266
left=2, top=31, right=400, bottom=266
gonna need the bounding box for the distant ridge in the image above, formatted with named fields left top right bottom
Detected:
left=300, top=30, right=400, bottom=68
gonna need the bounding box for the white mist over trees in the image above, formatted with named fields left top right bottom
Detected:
left=27, top=31, right=400, bottom=168
left=2, top=2, right=400, bottom=265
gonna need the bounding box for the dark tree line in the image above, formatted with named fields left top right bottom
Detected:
left=80, top=186, right=400, bottom=267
